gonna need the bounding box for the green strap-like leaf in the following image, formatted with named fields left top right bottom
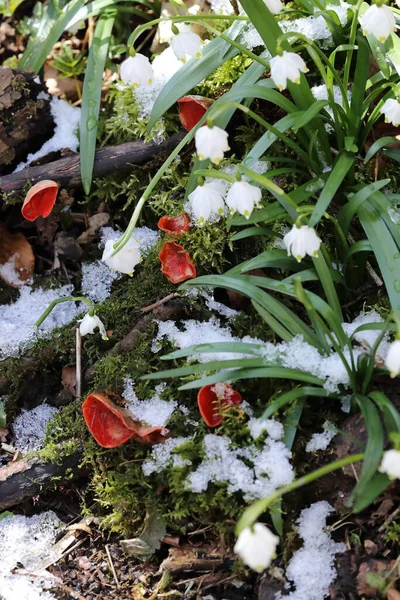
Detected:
left=80, top=11, right=115, bottom=194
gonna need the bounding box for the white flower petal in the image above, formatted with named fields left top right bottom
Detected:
left=102, top=237, right=141, bottom=275
left=270, top=51, right=308, bottom=91
left=195, top=125, right=230, bottom=164
left=120, top=54, right=154, bottom=87
left=379, top=449, right=400, bottom=480
left=384, top=339, right=400, bottom=378
left=234, top=523, right=279, bottom=573
left=381, top=98, right=400, bottom=127
left=171, top=32, right=203, bottom=62
left=225, top=181, right=261, bottom=218
left=79, top=314, right=107, bottom=339
left=284, top=225, right=321, bottom=262
left=360, top=4, right=395, bottom=43
left=264, top=0, right=283, bottom=15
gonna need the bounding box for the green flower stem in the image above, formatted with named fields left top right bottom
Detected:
left=236, top=453, right=365, bottom=534
left=194, top=169, right=236, bottom=183
left=361, top=320, right=390, bottom=395
left=210, top=100, right=315, bottom=170
left=127, top=16, right=271, bottom=72
left=343, top=0, right=364, bottom=92
left=35, top=296, right=93, bottom=328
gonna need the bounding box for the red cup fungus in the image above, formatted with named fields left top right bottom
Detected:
left=21, top=180, right=59, bottom=222
left=197, top=383, right=242, bottom=427
left=157, top=213, right=191, bottom=236
left=159, top=241, right=196, bottom=284
left=178, top=95, right=214, bottom=131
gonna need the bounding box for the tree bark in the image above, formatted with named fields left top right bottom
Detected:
left=0, top=131, right=186, bottom=196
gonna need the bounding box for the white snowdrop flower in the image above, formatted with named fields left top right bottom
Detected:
left=79, top=313, right=108, bottom=340
left=195, top=125, right=230, bottom=164
left=284, top=225, right=321, bottom=262
left=159, top=21, right=193, bottom=45
left=102, top=237, right=142, bottom=275
left=360, top=4, right=396, bottom=43
left=171, top=31, right=203, bottom=63
left=384, top=339, right=400, bottom=378
left=225, top=181, right=262, bottom=218
left=189, top=181, right=226, bottom=225
left=234, top=523, right=279, bottom=573
left=381, top=98, right=400, bottom=127
left=264, top=0, right=283, bottom=14
left=120, top=54, right=153, bottom=87
left=270, top=51, right=309, bottom=91
left=379, top=449, right=400, bottom=480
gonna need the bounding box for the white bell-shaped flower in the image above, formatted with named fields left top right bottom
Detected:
left=195, top=125, right=230, bottom=164
left=384, top=339, right=400, bottom=378
left=270, top=51, right=309, bottom=91
left=159, top=20, right=193, bottom=45
left=171, top=31, right=203, bottom=63
left=225, top=181, right=262, bottom=218
left=188, top=180, right=226, bottom=225
left=102, top=237, right=142, bottom=275
left=234, top=523, right=279, bottom=573
left=284, top=225, right=321, bottom=262
left=120, top=54, right=154, bottom=87
left=264, top=0, right=283, bottom=14
left=379, top=449, right=400, bottom=480
left=360, top=4, right=395, bottom=43
left=79, top=313, right=108, bottom=340
left=381, top=98, right=400, bottom=127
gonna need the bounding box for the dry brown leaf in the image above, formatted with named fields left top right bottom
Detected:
left=387, top=589, right=400, bottom=600
left=76, top=212, right=110, bottom=244
left=44, top=64, right=82, bottom=102
left=61, top=365, right=77, bottom=396
left=0, top=225, right=35, bottom=287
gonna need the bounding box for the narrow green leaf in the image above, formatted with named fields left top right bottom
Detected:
left=353, top=472, right=391, bottom=513
left=338, top=179, right=390, bottom=236
left=261, top=386, right=336, bottom=420
left=309, top=151, right=355, bottom=227
left=80, top=11, right=115, bottom=194
left=364, top=137, right=397, bottom=163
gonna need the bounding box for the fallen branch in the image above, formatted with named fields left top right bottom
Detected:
left=0, top=131, right=186, bottom=195
left=0, top=447, right=83, bottom=509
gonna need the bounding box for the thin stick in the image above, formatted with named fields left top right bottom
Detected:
left=105, top=544, right=120, bottom=588
left=141, top=293, right=180, bottom=314
left=76, top=328, right=82, bottom=399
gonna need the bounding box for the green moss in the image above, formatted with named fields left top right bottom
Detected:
left=195, top=54, right=254, bottom=97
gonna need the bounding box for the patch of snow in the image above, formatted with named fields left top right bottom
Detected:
left=305, top=420, right=336, bottom=453
left=210, top=0, right=235, bottom=14
left=13, top=404, right=58, bottom=453
left=186, top=433, right=294, bottom=500
left=248, top=417, right=284, bottom=440
left=15, top=97, right=80, bottom=171
left=0, top=511, right=63, bottom=600
left=99, top=226, right=158, bottom=256
left=123, top=379, right=177, bottom=427
left=0, top=285, right=81, bottom=360
left=142, top=436, right=192, bottom=475
left=0, top=254, right=30, bottom=287
left=341, top=310, right=390, bottom=362
left=340, top=395, right=351, bottom=413
left=81, top=260, right=119, bottom=303
left=277, top=501, right=345, bottom=600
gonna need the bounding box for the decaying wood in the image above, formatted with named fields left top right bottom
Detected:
left=0, top=131, right=186, bottom=195
left=0, top=68, right=54, bottom=174
left=0, top=447, right=83, bottom=509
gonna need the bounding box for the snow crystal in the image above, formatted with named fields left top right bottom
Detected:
left=0, top=285, right=80, bottom=359
left=248, top=417, right=284, bottom=440
left=123, top=379, right=177, bottom=427
left=210, top=0, right=235, bottom=14
left=186, top=433, right=294, bottom=500
left=306, top=420, right=336, bottom=453
left=142, top=437, right=192, bottom=476
left=13, top=404, right=58, bottom=453
left=341, top=310, right=390, bottom=362
left=0, top=511, right=63, bottom=600
left=15, top=97, right=80, bottom=171
left=0, top=254, right=30, bottom=287
left=99, top=226, right=158, bottom=256
left=340, top=395, right=351, bottom=413
left=81, top=260, right=119, bottom=303
left=277, top=501, right=345, bottom=600
left=152, top=316, right=258, bottom=362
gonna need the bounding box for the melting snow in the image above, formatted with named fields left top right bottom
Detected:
left=142, top=437, right=192, bottom=476
left=0, top=255, right=30, bottom=287
left=277, top=501, right=346, bottom=600
left=0, top=284, right=80, bottom=359
left=15, top=97, right=80, bottom=171
left=123, top=379, right=177, bottom=427
left=305, top=420, right=336, bottom=453
left=13, top=404, right=58, bottom=454
left=0, top=511, right=63, bottom=600
left=100, top=226, right=158, bottom=256
left=81, top=260, right=119, bottom=303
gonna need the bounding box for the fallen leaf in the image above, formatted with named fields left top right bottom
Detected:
left=44, top=63, right=82, bottom=102
left=387, top=589, right=400, bottom=600
left=76, top=212, right=110, bottom=244
left=0, top=225, right=34, bottom=287
left=61, top=366, right=77, bottom=396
